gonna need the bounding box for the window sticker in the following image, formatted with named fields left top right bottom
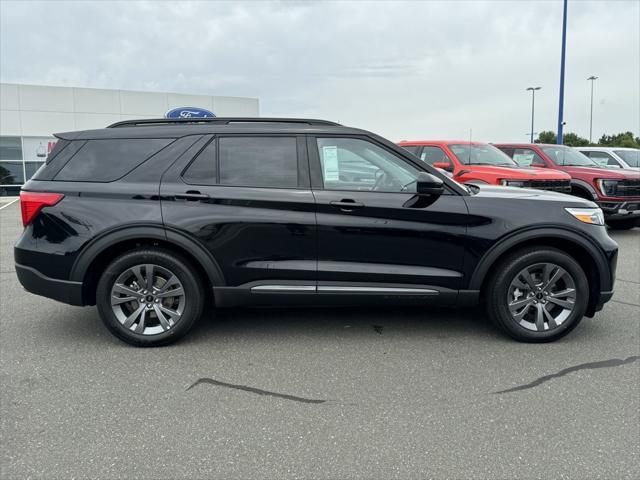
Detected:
left=322, top=145, right=339, bottom=182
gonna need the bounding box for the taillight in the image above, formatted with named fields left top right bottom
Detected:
left=20, top=191, right=64, bottom=227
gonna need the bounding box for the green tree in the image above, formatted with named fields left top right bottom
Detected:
left=535, top=131, right=556, bottom=144
left=562, top=132, right=590, bottom=147
left=597, top=132, right=640, bottom=148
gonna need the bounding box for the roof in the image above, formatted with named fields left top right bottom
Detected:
left=398, top=140, right=490, bottom=146
left=578, top=146, right=639, bottom=151
left=55, top=117, right=369, bottom=140
left=494, top=143, right=567, bottom=148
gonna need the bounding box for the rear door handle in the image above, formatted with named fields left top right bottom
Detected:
left=330, top=199, right=364, bottom=212
left=174, top=190, right=210, bottom=201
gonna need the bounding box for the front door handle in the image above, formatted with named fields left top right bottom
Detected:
left=330, top=199, right=364, bottom=212
left=174, top=190, right=210, bottom=201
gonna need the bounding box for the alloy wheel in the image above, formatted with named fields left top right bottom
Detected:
left=110, top=264, right=185, bottom=335
left=507, top=262, right=577, bottom=332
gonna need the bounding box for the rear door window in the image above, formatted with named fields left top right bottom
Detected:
left=218, top=137, right=298, bottom=188
left=54, top=138, right=172, bottom=182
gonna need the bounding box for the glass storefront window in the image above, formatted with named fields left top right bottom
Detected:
left=25, top=162, right=45, bottom=180
left=0, top=136, right=23, bottom=160
left=0, top=161, right=25, bottom=185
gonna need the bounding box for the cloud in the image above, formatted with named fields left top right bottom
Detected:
left=1, top=0, right=638, bottom=142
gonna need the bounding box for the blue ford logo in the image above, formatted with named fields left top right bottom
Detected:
left=165, top=107, right=216, bottom=119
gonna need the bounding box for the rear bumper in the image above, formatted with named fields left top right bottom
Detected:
left=15, top=263, right=84, bottom=306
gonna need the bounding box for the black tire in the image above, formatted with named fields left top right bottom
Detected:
left=606, top=217, right=639, bottom=230
left=96, top=248, right=205, bottom=347
left=485, top=247, right=589, bottom=342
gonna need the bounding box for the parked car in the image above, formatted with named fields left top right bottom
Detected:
left=398, top=141, right=572, bottom=193
left=16, top=118, right=617, bottom=346
left=495, top=143, right=640, bottom=229
left=577, top=146, right=640, bottom=172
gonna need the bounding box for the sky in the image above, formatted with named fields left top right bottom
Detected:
left=1, top=0, right=638, bottom=143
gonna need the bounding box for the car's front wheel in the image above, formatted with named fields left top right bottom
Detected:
left=486, top=247, right=589, bottom=342
left=96, top=248, right=204, bottom=347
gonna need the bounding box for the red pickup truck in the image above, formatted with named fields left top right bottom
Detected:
left=495, top=143, right=640, bottom=229
left=398, top=140, right=571, bottom=193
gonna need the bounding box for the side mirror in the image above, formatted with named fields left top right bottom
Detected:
left=416, top=172, right=444, bottom=196
left=532, top=162, right=546, bottom=168
left=432, top=161, right=453, bottom=172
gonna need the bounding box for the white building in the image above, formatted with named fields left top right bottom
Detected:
left=0, top=83, right=259, bottom=193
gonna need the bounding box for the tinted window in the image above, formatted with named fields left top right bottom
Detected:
left=401, top=145, right=419, bottom=155
left=420, top=146, right=450, bottom=166
left=219, top=137, right=298, bottom=188
left=317, top=137, right=419, bottom=192
left=614, top=150, right=640, bottom=167
left=586, top=151, right=620, bottom=168
left=55, top=138, right=172, bottom=182
left=183, top=140, right=217, bottom=184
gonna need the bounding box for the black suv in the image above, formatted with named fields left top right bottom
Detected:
left=15, top=118, right=618, bottom=346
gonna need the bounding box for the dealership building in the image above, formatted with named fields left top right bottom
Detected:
left=0, top=83, right=259, bottom=194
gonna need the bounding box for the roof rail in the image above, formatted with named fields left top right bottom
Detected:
left=107, top=117, right=341, bottom=128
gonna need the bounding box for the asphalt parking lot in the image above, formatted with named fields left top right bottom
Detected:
left=1, top=200, right=638, bottom=479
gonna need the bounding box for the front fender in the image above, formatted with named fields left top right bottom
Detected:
left=468, top=226, right=614, bottom=292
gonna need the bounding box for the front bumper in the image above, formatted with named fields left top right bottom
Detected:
left=597, top=200, right=640, bottom=219
left=15, top=263, right=84, bottom=306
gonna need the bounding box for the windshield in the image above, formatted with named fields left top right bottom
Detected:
left=540, top=146, right=598, bottom=167
left=449, top=144, right=517, bottom=166
left=614, top=150, right=640, bottom=167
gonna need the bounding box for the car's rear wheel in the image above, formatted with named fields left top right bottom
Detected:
left=485, top=247, right=589, bottom=342
left=96, top=248, right=204, bottom=347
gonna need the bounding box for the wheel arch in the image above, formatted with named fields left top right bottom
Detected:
left=570, top=179, right=598, bottom=200
left=469, top=228, right=612, bottom=316
left=70, top=225, right=225, bottom=305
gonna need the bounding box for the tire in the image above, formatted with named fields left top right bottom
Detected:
left=606, top=217, right=639, bottom=230
left=96, top=248, right=205, bottom=347
left=485, top=247, right=589, bottom=342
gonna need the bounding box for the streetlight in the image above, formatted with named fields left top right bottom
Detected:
left=557, top=0, right=568, bottom=144
left=526, top=87, right=541, bottom=143
left=587, top=75, right=598, bottom=143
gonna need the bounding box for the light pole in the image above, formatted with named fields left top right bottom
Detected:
left=526, top=87, right=541, bottom=143
left=587, top=75, right=598, bottom=143
left=557, top=0, right=568, bottom=144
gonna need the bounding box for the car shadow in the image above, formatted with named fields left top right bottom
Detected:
left=181, top=305, right=506, bottom=346
left=41, top=304, right=507, bottom=348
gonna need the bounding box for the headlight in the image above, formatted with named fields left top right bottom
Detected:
left=501, top=180, right=526, bottom=187
left=565, top=207, right=605, bottom=226
left=597, top=179, right=619, bottom=196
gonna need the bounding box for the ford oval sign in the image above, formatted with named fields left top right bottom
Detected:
left=165, top=107, right=216, bottom=119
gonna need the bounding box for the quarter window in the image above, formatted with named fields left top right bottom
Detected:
left=316, top=137, right=419, bottom=192
left=55, top=138, right=172, bottom=182
left=183, top=140, right=217, bottom=185
left=218, top=137, right=298, bottom=188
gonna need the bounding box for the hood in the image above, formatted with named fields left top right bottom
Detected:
left=471, top=184, right=596, bottom=206
left=559, top=165, right=640, bottom=179
left=462, top=165, right=570, bottom=180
